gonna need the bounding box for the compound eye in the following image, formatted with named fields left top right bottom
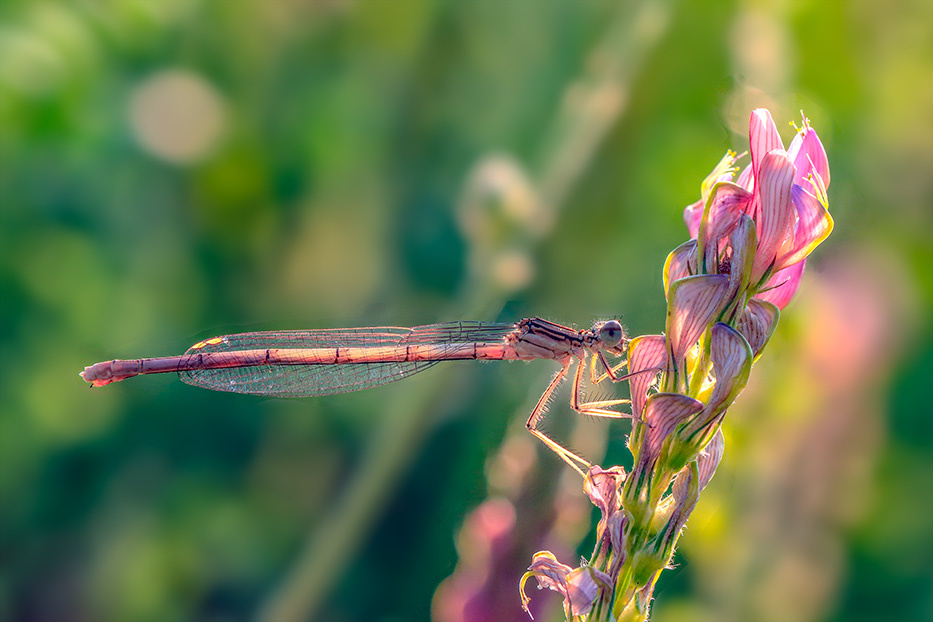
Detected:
left=597, top=320, right=623, bottom=348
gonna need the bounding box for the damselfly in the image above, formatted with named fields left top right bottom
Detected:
left=81, top=318, right=638, bottom=475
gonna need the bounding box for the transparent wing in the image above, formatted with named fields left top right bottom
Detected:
left=179, top=321, right=516, bottom=398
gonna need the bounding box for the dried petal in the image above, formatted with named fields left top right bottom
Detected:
left=565, top=566, right=612, bottom=616
left=520, top=552, right=610, bottom=618
left=584, top=465, right=625, bottom=519
left=527, top=551, right=571, bottom=587
left=521, top=551, right=572, bottom=616
left=585, top=465, right=625, bottom=563
left=655, top=462, right=701, bottom=573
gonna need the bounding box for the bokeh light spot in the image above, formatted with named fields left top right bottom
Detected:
left=128, top=69, right=228, bottom=164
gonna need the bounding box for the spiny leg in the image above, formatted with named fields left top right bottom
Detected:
left=592, top=350, right=666, bottom=389
left=592, top=354, right=626, bottom=384
left=592, top=350, right=635, bottom=384
left=526, top=359, right=592, bottom=477
left=572, top=353, right=633, bottom=419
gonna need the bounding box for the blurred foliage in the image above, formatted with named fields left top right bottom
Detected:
left=0, top=0, right=930, bottom=621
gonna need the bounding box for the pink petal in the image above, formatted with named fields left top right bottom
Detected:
left=683, top=198, right=704, bottom=238
left=671, top=463, right=695, bottom=506
left=705, top=323, right=752, bottom=415
left=682, top=323, right=752, bottom=440
left=751, top=150, right=797, bottom=283
left=775, top=183, right=833, bottom=270
left=684, top=151, right=736, bottom=238
left=749, top=109, right=785, bottom=180
left=787, top=114, right=830, bottom=189
left=642, top=393, right=705, bottom=463
left=755, top=259, right=806, bottom=309
left=806, top=130, right=829, bottom=189
left=696, top=427, right=725, bottom=491
left=736, top=162, right=754, bottom=191
left=685, top=151, right=742, bottom=237
left=663, top=240, right=698, bottom=297
left=627, top=335, right=668, bottom=420
left=666, top=465, right=702, bottom=547
left=737, top=298, right=779, bottom=356
left=666, top=274, right=731, bottom=366
left=701, top=182, right=753, bottom=272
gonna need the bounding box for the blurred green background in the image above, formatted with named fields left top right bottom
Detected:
left=1, top=1, right=930, bottom=621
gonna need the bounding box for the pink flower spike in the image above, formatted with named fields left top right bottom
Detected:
left=755, top=259, right=806, bottom=309
left=666, top=274, right=731, bottom=367
left=628, top=335, right=668, bottom=420
left=751, top=150, right=797, bottom=284
left=737, top=298, right=780, bottom=356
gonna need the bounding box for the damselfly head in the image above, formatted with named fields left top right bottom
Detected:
left=595, top=320, right=625, bottom=350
